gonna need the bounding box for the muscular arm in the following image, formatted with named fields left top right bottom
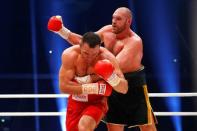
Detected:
left=116, top=37, right=143, bottom=72
left=59, top=49, right=112, bottom=96
left=57, top=27, right=82, bottom=45
left=100, top=47, right=128, bottom=94
left=64, top=32, right=82, bottom=45
left=62, top=25, right=111, bottom=45
left=48, top=16, right=82, bottom=45
left=95, top=25, right=112, bottom=43
left=59, top=51, right=83, bottom=94
left=64, top=25, right=111, bottom=45
left=54, top=16, right=111, bottom=46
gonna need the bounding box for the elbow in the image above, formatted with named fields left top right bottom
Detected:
left=116, top=87, right=128, bottom=94
left=59, top=83, right=65, bottom=93
left=59, top=82, right=68, bottom=94
left=121, top=84, right=128, bottom=94
left=122, top=87, right=128, bottom=94
left=115, top=80, right=128, bottom=94
left=121, top=80, right=128, bottom=94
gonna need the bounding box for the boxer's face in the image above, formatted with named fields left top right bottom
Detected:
left=80, top=43, right=100, bottom=64
left=112, top=10, right=128, bottom=34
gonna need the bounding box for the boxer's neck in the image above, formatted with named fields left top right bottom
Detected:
left=115, top=28, right=131, bottom=40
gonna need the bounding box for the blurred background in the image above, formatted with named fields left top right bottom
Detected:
left=0, top=0, right=196, bottom=131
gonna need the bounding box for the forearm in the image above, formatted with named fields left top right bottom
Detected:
left=93, top=59, right=128, bottom=94
left=59, top=80, right=83, bottom=94
left=67, top=32, right=82, bottom=45
left=112, top=78, right=128, bottom=94
left=59, top=75, right=98, bottom=95
left=57, top=27, right=82, bottom=45
left=48, top=16, right=82, bottom=45
left=59, top=80, right=112, bottom=96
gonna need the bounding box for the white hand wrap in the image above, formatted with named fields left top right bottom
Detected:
left=106, top=71, right=121, bottom=87
left=74, top=75, right=92, bottom=84
left=82, top=83, right=98, bottom=94
left=57, top=26, right=71, bottom=40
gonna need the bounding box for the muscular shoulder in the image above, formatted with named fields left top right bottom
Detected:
left=62, top=45, right=79, bottom=65
left=127, top=31, right=143, bottom=48
left=99, top=47, right=116, bottom=59
left=96, top=25, right=112, bottom=40
left=97, top=25, right=112, bottom=33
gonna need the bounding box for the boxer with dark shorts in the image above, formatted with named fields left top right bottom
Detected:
left=49, top=6, right=157, bottom=131
left=104, top=67, right=157, bottom=128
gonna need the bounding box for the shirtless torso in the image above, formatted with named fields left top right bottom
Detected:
left=59, top=34, right=128, bottom=130
left=59, top=44, right=126, bottom=95
left=49, top=7, right=156, bottom=130
left=97, top=25, right=143, bottom=73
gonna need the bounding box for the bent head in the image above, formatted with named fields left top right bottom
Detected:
left=80, top=32, right=101, bottom=63
left=112, top=7, right=132, bottom=34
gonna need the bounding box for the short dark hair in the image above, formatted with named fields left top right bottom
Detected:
left=81, top=32, right=101, bottom=48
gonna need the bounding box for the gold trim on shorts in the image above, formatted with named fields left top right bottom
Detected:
left=128, top=85, right=157, bottom=128
left=101, top=84, right=157, bottom=128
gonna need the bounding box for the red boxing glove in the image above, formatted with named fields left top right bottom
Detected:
left=47, top=16, right=62, bottom=31
left=82, top=81, right=112, bottom=96
left=94, top=59, right=120, bottom=87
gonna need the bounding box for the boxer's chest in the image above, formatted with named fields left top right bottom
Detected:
left=103, top=33, right=124, bottom=56
left=75, top=59, right=94, bottom=76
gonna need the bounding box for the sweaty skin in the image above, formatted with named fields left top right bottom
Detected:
left=59, top=45, right=128, bottom=95
left=65, top=26, right=143, bottom=73
left=52, top=7, right=156, bottom=131
left=96, top=25, right=143, bottom=73
left=61, top=8, right=143, bottom=74
left=59, top=42, right=128, bottom=131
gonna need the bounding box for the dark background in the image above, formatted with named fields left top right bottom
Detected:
left=0, top=0, right=196, bottom=131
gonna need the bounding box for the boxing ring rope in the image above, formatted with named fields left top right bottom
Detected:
left=0, top=92, right=197, bottom=98
left=0, top=93, right=197, bottom=116
left=0, top=112, right=197, bottom=116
